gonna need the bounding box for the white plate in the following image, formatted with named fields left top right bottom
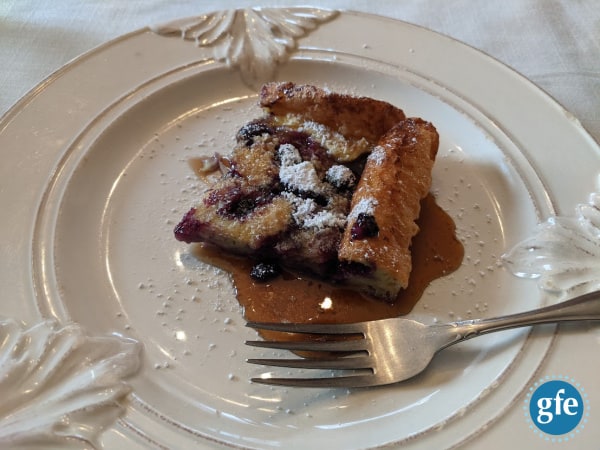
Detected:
left=1, top=8, right=599, bottom=449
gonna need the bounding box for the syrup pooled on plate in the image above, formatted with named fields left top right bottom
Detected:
left=193, top=193, right=463, bottom=326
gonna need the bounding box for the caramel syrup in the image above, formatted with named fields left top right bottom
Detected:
left=193, top=194, right=464, bottom=329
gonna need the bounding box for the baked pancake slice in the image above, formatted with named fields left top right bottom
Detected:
left=174, top=82, right=439, bottom=301
left=338, top=118, right=439, bottom=300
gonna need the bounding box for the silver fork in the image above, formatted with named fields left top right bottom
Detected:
left=246, top=290, right=600, bottom=388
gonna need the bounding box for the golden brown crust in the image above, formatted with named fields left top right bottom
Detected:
left=338, top=118, right=439, bottom=300
left=260, top=82, right=406, bottom=161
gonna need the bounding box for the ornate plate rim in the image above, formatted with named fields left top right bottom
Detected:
left=0, top=7, right=599, bottom=450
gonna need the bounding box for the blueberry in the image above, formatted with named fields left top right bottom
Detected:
left=250, top=262, right=281, bottom=282
left=325, top=165, right=356, bottom=191
left=236, top=120, right=274, bottom=146
left=350, top=213, right=379, bottom=240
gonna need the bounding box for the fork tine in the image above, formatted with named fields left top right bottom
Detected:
left=245, top=338, right=367, bottom=353
left=247, top=355, right=372, bottom=370
left=246, top=321, right=365, bottom=335
left=250, top=374, right=375, bottom=388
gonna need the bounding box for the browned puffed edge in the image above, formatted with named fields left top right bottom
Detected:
left=259, top=81, right=406, bottom=143
left=337, top=118, right=439, bottom=290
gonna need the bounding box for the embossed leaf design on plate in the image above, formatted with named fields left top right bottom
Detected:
left=151, top=7, right=339, bottom=85
left=503, top=190, right=600, bottom=295
left=0, top=318, right=141, bottom=448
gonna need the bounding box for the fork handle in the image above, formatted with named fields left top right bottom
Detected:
left=451, top=290, right=600, bottom=340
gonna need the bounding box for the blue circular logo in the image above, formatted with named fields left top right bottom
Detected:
left=529, top=380, right=583, bottom=435
left=525, top=376, right=590, bottom=442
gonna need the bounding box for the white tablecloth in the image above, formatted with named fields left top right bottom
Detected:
left=1, top=1, right=599, bottom=449
left=2, top=0, right=599, bottom=143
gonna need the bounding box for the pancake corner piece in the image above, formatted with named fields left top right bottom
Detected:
left=174, top=82, right=439, bottom=301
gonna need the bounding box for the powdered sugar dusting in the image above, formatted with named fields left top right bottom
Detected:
left=349, top=198, right=378, bottom=220
left=279, top=161, right=323, bottom=193
left=326, top=165, right=356, bottom=190
left=278, top=143, right=301, bottom=166
left=299, top=120, right=343, bottom=146
left=368, top=146, right=386, bottom=165
left=304, top=210, right=347, bottom=229
left=283, top=193, right=317, bottom=224
left=275, top=114, right=371, bottom=161
left=276, top=142, right=351, bottom=231
left=299, top=120, right=351, bottom=157
left=282, top=192, right=347, bottom=230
